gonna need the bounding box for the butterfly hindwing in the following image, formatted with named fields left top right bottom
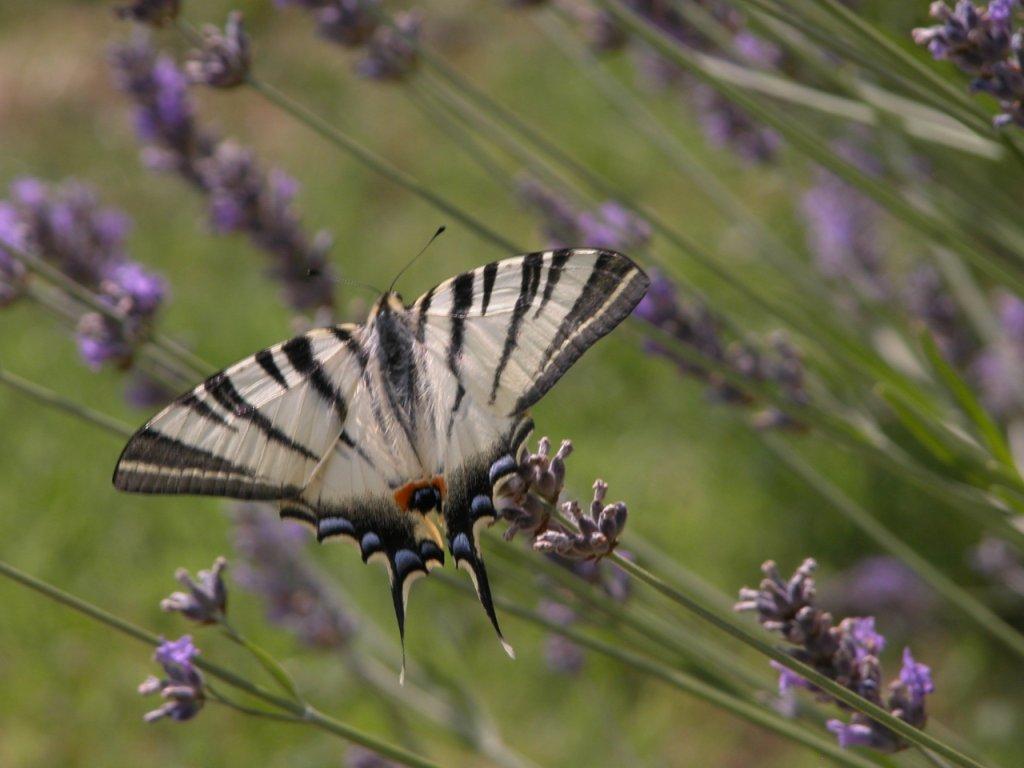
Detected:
left=414, top=248, right=648, bottom=638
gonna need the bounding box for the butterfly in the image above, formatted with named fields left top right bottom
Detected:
left=113, top=247, right=649, bottom=669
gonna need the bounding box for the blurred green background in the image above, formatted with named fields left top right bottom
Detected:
left=0, top=1, right=1020, bottom=766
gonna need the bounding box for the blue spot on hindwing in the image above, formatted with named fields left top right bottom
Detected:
left=471, top=494, right=495, bottom=520
left=360, top=531, right=382, bottom=560
left=451, top=532, right=473, bottom=561
left=393, top=549, right=424, bottom=578
left=488, top=455, right=517, bottom=486
left=317, top=516, right=354, bottom=541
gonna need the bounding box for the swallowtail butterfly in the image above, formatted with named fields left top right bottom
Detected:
left=114, top=248, right=649, bottom=667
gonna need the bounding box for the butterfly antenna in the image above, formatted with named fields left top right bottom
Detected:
left=388, top=226, right=446, bottom=294
left=331, top=274, right=384, bottom=297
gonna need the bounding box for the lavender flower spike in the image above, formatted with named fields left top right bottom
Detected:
left=913, top=1, right=1024, bottom=128
left=358, top=12, right=422, bottom=82
left=737, top=559, right=934, bottom=753
left=533, top=480, right=628, bottom=560
left=186, top=12, right=251, bottom=89
left=140, top=636, right=205, bottom=723
left=161, top=557, right=229, bottom=624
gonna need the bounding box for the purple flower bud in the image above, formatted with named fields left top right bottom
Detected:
left=0, top=203, right=27, bottom=307
left=76, top=314, right=130, bottom=370
left=186, top=12, right=251, bottom=89
left=357, top=12, right=421, bottom=82
left=771, top=661, right=813, bottom=694
left=107, top=261, right=167, bottom=314
left=311, top=1, right=382, bottom=48
left=898, top=648, right=934, bottom=701
left=140, top=636, right=205, bottom=723
left=161, top=557, right=229, bottom=624
left=575, top=202, right=651, bottom=252
left=10, top=177, right=47, bottom=209
left=846, top=617, right=886, bottom=660
left=826, top=719, right=878, bottom=749
left=533, top=479, right=628, bottom=560
left=154, top=635, right=199, bottom=669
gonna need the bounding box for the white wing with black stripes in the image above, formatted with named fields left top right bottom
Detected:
left=114, top=326, right=371, bottom=500
left=410, top=248, right=649, bottom=646
left=114, top=246, right=648, bottom=672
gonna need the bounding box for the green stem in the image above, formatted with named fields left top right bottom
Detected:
left=0, top=366, right=133, bottom=439
left=603, top=553, right=987, bottom=768
left=0, top=559, right=442, bottom=768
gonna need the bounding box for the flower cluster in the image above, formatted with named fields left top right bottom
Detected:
left=736, top=559, right=934, bottom=752
left=534, top=481, right=628, bottom=560
left=276, top=1, right=422, bottom=82
left=0, top=178, right=168, bottom=374
left=913, top=1, right=1024, bottom=128
left=516, top=176, right=652, bottom=252
left=489, top=437, right=632, bottom=673
left=493, top=437, right=628, bottom=560
left=634, top=270, right=808, bottom=429
left=186, top=12, right=251, bottom=89
left=161, top=557, right=229, bottom=625
left=138, top=636, right=205, bottom=723
left=110, top=35, right=337, bottom=314
left=232, top=503, right=358, bottom=649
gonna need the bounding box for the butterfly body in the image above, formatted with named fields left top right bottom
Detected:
left=114, top=248, right=649, bottom=659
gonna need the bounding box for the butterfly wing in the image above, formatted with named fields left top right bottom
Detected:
left=114, top=326, right=363, bottom=499
left=413, top=248, right=649, bottom=639
left=113, top=325, right=442, bottom=661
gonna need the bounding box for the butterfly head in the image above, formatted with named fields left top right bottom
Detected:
left=372, top=291, right=407, bottom=318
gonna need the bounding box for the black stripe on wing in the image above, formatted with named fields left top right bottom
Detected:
left=283, top=334, right=350, bottom=424
left=255, top=348, right=289, bottom=390
left=534, top=248, right=572, bottom=318
left=513, top=250, right=648, bottom=414
left=204, top=371, right=320, bottom=461
left=489, top=252, right=544, bottom=404
left=113, top=428, right=302, bottom=499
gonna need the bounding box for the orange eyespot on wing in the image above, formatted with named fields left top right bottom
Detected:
left=393, top=476, right=447, bottom=512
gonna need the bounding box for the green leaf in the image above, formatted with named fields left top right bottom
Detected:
left=919, top=328, right=1019, bottom=474
left=228, top=630, right=304, bottom=705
